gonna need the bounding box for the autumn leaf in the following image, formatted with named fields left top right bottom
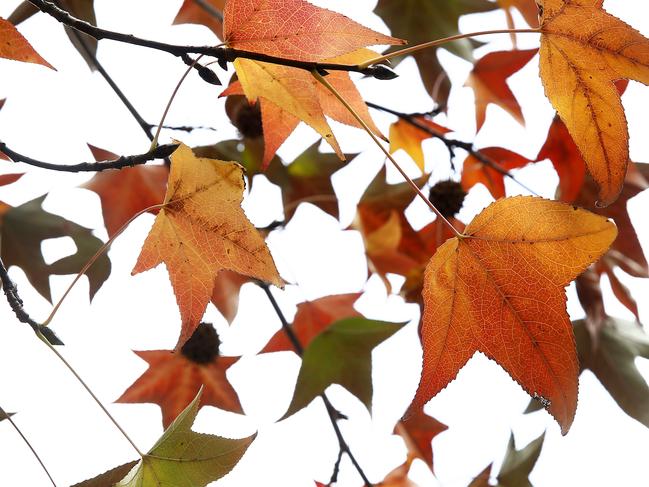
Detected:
left=498, top=0, right=540, bottom=28
left=395, top=411, right=447, bottom=472
left=389, top=117, right=451, bottom=172
left=465, top=49, right=537, bottom=132
left=81, top=144, right=169, bottom=237
left=461, top=147, right=531, bottom=199
left=262, top=293, right=362, bottom=353
left=173, top=0, right=226, bottom=39
left=413, top=196, right=617, bottom=434
left=375, top=0, right=497, bottom=105
left=71, top=461, right=139, bottom=487
left=116, top=390, right=255, bottom=487
left=0, top=195, right=111, bottom=302
left=117, top=323, right=243, bottom=428
left=0, top=18, right=53, bottom=69
left=377, top=458, right=418, bottom=487
left=497, top=431, right=545, bottom=487
left=211, top=270, right=251, bottom=324
left=468, top=464, right=493, bottom=487
left=132, top=142, right=282, bottom=348
left=283, top=317, right=405, bottom=418
left=539, top=0, right=649, bottom=206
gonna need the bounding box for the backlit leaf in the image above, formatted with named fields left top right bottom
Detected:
left=497, top=431, right=545, bottom=487
left=0, top=18, right=53, bottom=69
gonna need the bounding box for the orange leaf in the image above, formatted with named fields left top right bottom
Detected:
left=261, top=293, right=362, bottom=353
left=539, top=0, right=649, bottom=206
left=461, top=147, right=531, bottom=199
left=414, top=196, right=617, bottom=433
left=395, top=411, right=447, bottom=471
left=132, top=142, right=282, bottom=348
left=81, top=144, right=169, bottom=237
left=173, top=0, right=226, bottom=39
left=465, top=49, right=537, bottom=132
left=211, top=270, right=251, bottom=324
left=498, top=0, right=540, bottom=28
left=117, top=323, right=242, bottom=428
left=0, top=18, right=53, bottom=69
left=389, top=118, right=451, bottom=172
left=223, top=0, right=404, bottom=61
left=377, top=459, right=418, bottom=487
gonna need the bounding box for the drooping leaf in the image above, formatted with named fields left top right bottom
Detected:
left=395, top=411, right=447, bottom=472
left=211, top=270, right=251, bottom=324
left=117, top=322, right=243, bottom=428
left=0, top=18, right=53, bottom=69
left=461, top=147, right=531, bottom=199
left=0, top=195, right=111, bottom=302
left=496, top=431, right=545, bottom=487
left=262, top=293, right=362, bottom=354
left=223, top=0, right=403, bottom=62
left=81, top=144, right=169, bottom=237
left=413, top=196, right=617, bottom=434
left=389, top=117, right=451, bottom=172
left=132, top=142, right=282, bottom=348
left=116, top=390, right=255, bottom=487
left=465, top=49, right=537, bottom=132
left=377, top=458, right=418, bottom=487
left=539, top=0, right=649, bottom=205
left=71, top=461, right=138, bottom=487
left=375, top=0, right=497, bottom=105
left=283, top=317, right=405, bottom=418
left=173, top=0, right=226, bottom=39
left=574, top=318, right=649, bottom=428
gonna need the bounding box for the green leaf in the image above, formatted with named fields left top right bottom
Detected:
left=574, top=318, right=649, bottom=428
left=0, top=195, right=111, bottom=302
left=374, top=0, right=496, bottom=105
left=496, top=431, right=545, bottom=487
left=116, top=390, right=255, bottom=487
left=71, top=461, right=138, bottom=487
left=283, top=317, right=406, bottom=418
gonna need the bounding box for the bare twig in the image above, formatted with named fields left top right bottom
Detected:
left=0, top=142, right=178, bottom=173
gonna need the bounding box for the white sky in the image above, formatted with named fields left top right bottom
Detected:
left=0, top=0, right=648, bottom=486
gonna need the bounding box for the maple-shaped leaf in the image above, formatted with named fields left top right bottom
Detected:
left=574, top=318, right=649, bottom=428
left=498, top=0, right=540, bottom=28
left=191, top=138, right=268, bottom=186
left=395, top=411, right=447, bottom=472
left=468, top=464, right=493, bottom=487
left=211, top=270, right=251, bottom=324
left=117, top=323, right=243, bottom=428
left=264, top=141, right=356, bottom=223
left=71, top=461, right=138, bottom=487
left=375, top=0, right=497, bottom=105
left=0, top=18, right=53, bottom=69
left=413, top=196, right=617, bottom=434
left=173, top=0, right=226, bottom=39
left=262, top=293, right=362, bottom=353
left=222, top=49, right=384, bottom=168
left=0, top=195, right=111, bottom=302
left=116, top=390, right=255, bottom=487
left=465, top=49, right=537, bottom=132
left=223, top=0, right=403, bottom=62
left=539, top=0, right=649, bottom=206
left=132, top=142, right=282, bottom=348
left=283, top=317, right=405, bottom=418
left=496, top=431, right=545, bottom=487
left=389, top=118, right=451, bottom=172
left=81, top=144, right=169, bottom=237
left=461, top=147, right=531, bottom=199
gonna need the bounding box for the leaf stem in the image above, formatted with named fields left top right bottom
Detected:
left=0, top=406, right=57, bottom=486
left=259, top=283, right=373, bottom=487
left=311, top=71, right=462, bottom=237
left=358, top=28, right=541, bottom=69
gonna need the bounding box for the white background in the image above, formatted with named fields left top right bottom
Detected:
left=0, top=0, right=649, bottom=486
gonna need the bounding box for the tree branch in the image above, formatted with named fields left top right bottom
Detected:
left=0, top=142, right=178, bottom=173
left=27, top=0, right=396, bottom=80
left=258, top=283, right=374, bottom=487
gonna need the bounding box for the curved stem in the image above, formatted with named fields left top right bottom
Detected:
left=358, top=28, right=541, bottom=69
left=0, top=406, right=57, bottom=486
left=42, top=203, right=166, bottom=327
left=36, top=331, right=144, bottom=457
left=312, top=71, right=462, bottom=237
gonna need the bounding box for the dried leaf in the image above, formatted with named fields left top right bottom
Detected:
left=389, top=118, right=451, bottom=172
left=0, top=18, right=53, bottom=69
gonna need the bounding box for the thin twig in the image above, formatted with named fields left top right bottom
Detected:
left=144, top=123, right=217, bottom=133
left=0, top=406, right=57, bottom=486
left=328, top=447, right=344, bottom=485
left=259, top=283, right=373, bottom=487
left=365, top=101, right=539, bottom=196
left=0, top=142, right=178, bottom=173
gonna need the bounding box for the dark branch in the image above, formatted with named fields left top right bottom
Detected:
left=365, top=101, right=539, bottom=195
left=28, top=0, right=395, bottom=80
left=0, top=257, right=63, bottom=345
left=144, top=123, right=217, bottom=133
left=258, top=283, right=374, bottom=487
left=0, top=142, right=178, bottom=173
